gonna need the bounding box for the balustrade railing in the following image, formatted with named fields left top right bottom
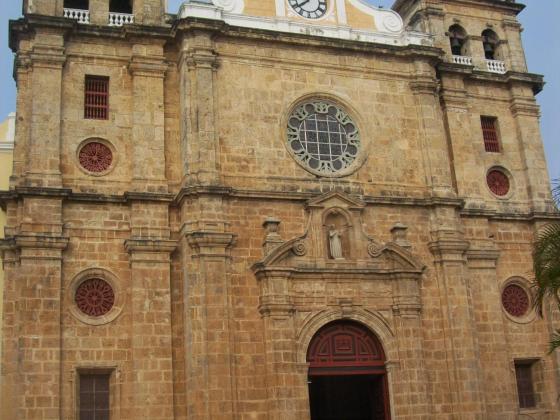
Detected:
left=108, top=12, right=134, bottom=27
left=452, top=55, right=473, bottom=66
left=63, top=8, right=90, bottom=24
left=486, top=59, right=506, bottom=74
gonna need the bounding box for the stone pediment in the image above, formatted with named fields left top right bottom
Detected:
left=252, top=191, right=425, bottom=278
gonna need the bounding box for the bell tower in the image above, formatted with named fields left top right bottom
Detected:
left=22, top=0, right=167, bottom=26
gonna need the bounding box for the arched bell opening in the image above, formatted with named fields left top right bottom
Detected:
left=64, top=0, right=89, bottom=10
left=482, top=29, right=500, bottom=60
left=109, top=0, right=133, bottom=14
left=306, top=320, right=391, bottom=420
left=449, top=24, right=468, bottom=56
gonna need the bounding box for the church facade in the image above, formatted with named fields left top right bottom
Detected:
left=1, top=0, right=559, bottom=419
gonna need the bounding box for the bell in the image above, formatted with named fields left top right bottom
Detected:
left=450, top=37, right=462, bottom=49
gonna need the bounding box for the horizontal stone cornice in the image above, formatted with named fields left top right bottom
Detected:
left=8, top=234, right=69, bottom=251
left=124, top=238, right=177, bottom=254
left=252, top=265, right=424, bottom=279
left=128, top=56, right=168, bottom=77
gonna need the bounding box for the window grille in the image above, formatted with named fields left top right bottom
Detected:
left=84, top=76, right=109, bottom=120
left=481, top=116, right=500, bottom=152
left=515, top=362, right=536, bottom=409
left=79, top=373, right=111, bottom=420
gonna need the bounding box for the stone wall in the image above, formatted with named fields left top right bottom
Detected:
left=1, top=1, right=559, bottom=419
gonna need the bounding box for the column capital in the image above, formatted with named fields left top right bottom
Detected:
left=125, top=238, right=177, bottom=263
left=128, top=56, right=168, bottom=78
left=185, top=231, right=237, bottom=257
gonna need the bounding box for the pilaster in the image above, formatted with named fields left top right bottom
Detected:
left=179, top=30, right=221, bottom=186
left=26, top=28, right=66, bottom=187
left=182, top=228, right=237, bottom=419
left=1, top=234, right=68, bottom=420
left=508, top=83, right=553, bottom=213
left=124, top=238, right=177, bottom=420
left=502, top=17, right=528, bottom=73
left=391, top=274, right=430, bottom=419
left=439, top=70, right=486, bottom=209
left=128, top=42, right=169, bottom=193
left=256, top=269, right=304, bottom=420
left=410, top=59, right=455, bottom=199
left=428, top=209, right=486, bottom=418
left=466, top=237, right=518, bottom=417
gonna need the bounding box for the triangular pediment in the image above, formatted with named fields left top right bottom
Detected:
left=306, top=191, right=365, bottom=210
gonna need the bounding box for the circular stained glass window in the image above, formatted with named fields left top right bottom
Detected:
left=75, top=278, right=115, bottom=317
left=287, top=101, right=360, bottom=176
left=502, top=284, right=530, bottom=317
left=78, top=141, right=113, bottom=174
left=487, top=169, right=510, bottom=196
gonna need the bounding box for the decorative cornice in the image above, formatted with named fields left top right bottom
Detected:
left=14, top=234, right=69, bottom=250
left=124, top=238, right=177, bottom=254
left=128, top=56, right=168, bottom=77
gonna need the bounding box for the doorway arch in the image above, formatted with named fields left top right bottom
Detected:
left=307, top=321, right=391, bottom=420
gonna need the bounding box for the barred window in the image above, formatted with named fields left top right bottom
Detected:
left=481, top=116, right=500, bottom=152
left=79, top=373, right=111, bottom=420
left=515, top=362, right=536, bottom=409
left=84, top=76, right=109, bottom=120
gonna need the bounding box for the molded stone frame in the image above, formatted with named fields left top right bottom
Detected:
left=282, top=93, right=371, bottom=179
left=75, top=137, right=118, bottom=177
left=252, top=191, right=428, bottom=419
left=501, top=277, right=536, bottom=325
left=67, top=268, right=123, bottom=326
left=486, top=165, right=515, bottom=200
left=70, top=365, right=121, bottom=420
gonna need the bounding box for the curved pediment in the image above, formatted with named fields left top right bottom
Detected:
left=178, top=1, right=432, bottom=47
left=252, top=191, right=425, bottom=278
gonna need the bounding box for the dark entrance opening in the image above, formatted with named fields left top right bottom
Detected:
left=307, top=321, right=390, bottom=420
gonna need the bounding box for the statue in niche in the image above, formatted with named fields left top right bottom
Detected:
left=328, top=224, right=344, bottom=260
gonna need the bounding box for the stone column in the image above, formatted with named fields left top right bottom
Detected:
left=182, top=226, right=237, bottom=419
left=179, top=31, right=220, bottom=186
left=26, top=28, right=66, bottom=187
left=428, top=207, right=486, bottom=418
left=509, top=83, right=553, bottom=213
left=391, top=274, right=430, bottom=419
left=128, top=41, right=169, bottom=193
left=467, top=242, right=518, bottom=417
left=124, top=238, right=177, bottom=420
left=410, top=59, right=456, bottom=199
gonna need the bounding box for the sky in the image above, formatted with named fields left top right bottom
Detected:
left=0, top=0, right=557, bottom=181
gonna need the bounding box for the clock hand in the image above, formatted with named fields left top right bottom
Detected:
left=296, top=0, right=312, bottom=7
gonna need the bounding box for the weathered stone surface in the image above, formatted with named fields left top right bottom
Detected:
left=1, top=1, right=559, bottom=419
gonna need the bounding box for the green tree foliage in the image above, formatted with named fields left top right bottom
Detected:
left=533, top=180, right=560, bottom=352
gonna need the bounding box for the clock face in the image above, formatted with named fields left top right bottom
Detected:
left=288, top=0, right=328, bottom=20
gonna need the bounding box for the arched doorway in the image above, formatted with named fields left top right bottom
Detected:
left=307, top=321, right=390, bottom=420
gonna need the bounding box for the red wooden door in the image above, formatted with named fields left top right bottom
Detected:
left=307, top=321, right=391, bottom=420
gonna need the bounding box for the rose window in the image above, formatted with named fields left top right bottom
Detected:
left=502, top=284, right=530, bottom=317
left=75, top=278, right=115, bottom=317
left=79, top=142, right=113, bottom=173
left=287, top=101, right=360, bottom=176
left=487, top=169, right=510, bottom=196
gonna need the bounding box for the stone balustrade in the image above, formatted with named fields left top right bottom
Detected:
left=63, top=8, right=90, bottom=24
